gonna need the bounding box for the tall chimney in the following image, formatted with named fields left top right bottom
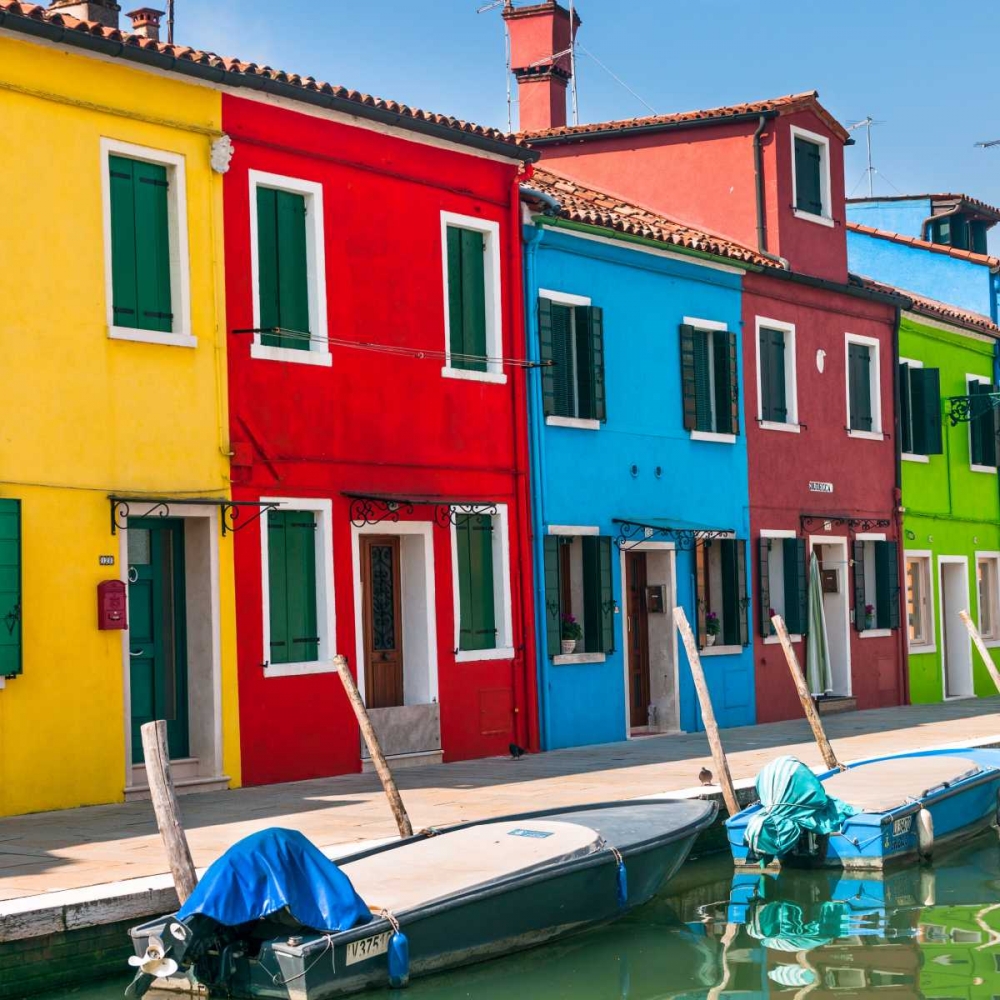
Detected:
left=502, top=1, right=581, bottom=133
left=126, top=6, right=164, bottom=40
left=47, top=0, right=121, bottom=29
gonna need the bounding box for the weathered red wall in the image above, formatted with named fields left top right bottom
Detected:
left=221, top=94, right=538, bottom=786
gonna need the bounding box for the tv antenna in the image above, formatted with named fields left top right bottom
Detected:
left=166, top=0, right=174, bottom=44
left=975, top=138, right=1000, bottom=149
left=477, top=0, right=514, bottom=132
left=847, top=116, right=885, bottom=197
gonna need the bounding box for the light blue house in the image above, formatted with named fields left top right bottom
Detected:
left=521, top=170, right=770, bottom=750
left=847, top=195, right=1000, bottom=321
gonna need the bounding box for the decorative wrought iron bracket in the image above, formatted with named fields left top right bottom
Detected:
left=613, top=519, right=733, bottom=551
left=348, top=496, right=416, bottom=527
left=434, top=503, right=499, bottom=529
left=110, top=497, right=281, bottom=536
left=346, top=493, right=498, bottom=528
left=799, top=514, right=891, bottom=534
left=946, top=392, right=1000, bottom=426
left=3, top=602, right=20, bottom=637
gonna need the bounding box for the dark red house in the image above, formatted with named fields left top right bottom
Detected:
left=220, top=81, right=539, bottom=785
left=507, top=0, right=907, bottom=719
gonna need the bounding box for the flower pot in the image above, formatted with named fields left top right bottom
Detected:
left=561, top=639, right=577, bottom=655
left=865, top=616, right=875, bottom=631
left=706, top=634, right=717, bottom=647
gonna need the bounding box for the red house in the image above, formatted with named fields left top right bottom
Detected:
left=507, top=0, right=907, bottom=719
left=220, top=78, right=539, bottom=784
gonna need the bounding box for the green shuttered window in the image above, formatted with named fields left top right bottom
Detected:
left=680, top=325, right=739, bottom=435
left=0, top=500, right=21, bottom=678
left=696, top=538, right=749, bottom=649
left=455, top=515, right=497, bottom=651
left=793, top=136, right=824, bottom=216
left=257, top=186, right=311, bottom=351
left=542, top=535, right=615, bottom=657
left=109, top=155, right=172, bottom=333
left=538, top=298, right=606, bottom=421
left=899, top=363, right=943, bottom=457
left=969, top=380, right=999, bottom=468
left=267, top=510, right=319, bottom=664
left=758, top=327, right=789, bottom=424
left=848, top=342, right=874, bottom=432
left=758, top=536, right=807, bottom=637
left=447, top=226, right=488, bottom=372
left=853, top=539, right=901, bottom=632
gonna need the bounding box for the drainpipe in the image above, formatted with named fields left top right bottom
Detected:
left=990, top=269, right=1000, bottom=326
left=890, top=302, right=910, bottom=705
left=919, top=205, right=964, bottom=244
left=751, top=115, right=790, bottom=269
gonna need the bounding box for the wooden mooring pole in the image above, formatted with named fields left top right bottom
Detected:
left=140, top=720, right=197, bottom=904
left=334, top=654, right=413, bottom=839
left=673, top=607, right=740, bottom=818
left=771, top=614, right=843, bottom=771
left=959, top=610, right=1000, bottom=692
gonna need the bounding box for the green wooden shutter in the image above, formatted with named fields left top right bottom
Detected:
left=538, top=298, right=557, bottom=417
left=680, top=324, right=698, bottom=430
left=982, top=383, right=997, bottom=468
left=576, top=305, right=606, bottom=422
left=256, top=187, right=281, bottom=347
left=783, top=538, right=807, bottom=635
left=447, top=226, right=464, bottom=364
left=794, top=137, right=823, bottom=215
left=550, top=303, right=574, bottom=417
left=274, top=190, right=310, bottom=350
left=875, top=541, right=901, bottom=630
left=0, top=500, right=22, bottom=678
left=267, top=513, right=290, bottom=663
left=447, top=227, right=487, bottom=373
left=759, top=537, right=772, bottom=637
left=693, top=330, right=713, bottom=431
left=911, top=367, right=942, bottom=456
left=711, top=331, right=731, bottom=434
left=133, top=159, right=172, bottom=333
left=695, top=541, right=707, bottom=645
left=720, top=540, right=739, bottom=646
left=853, top=539, right=867, bottom=631
left=109, top=156, right=139, bottom=330
left=543, top=536, right=562, bottom=657
left=736, top=539, right=749, bottom=646
left=898, top=363, right=913, bottom=454
left=794, top=538, right=808, bottom=636
left=969, top=381, right=984, bottom=466
left=760, top=328, right=787, bottom=424
left=727, top=332, right=740, bottom=435
left=598, top=537, right=614, bottom=653
left=285, top=511, right=319, bottom=661
left=849, top=344, right=873, bottom=432
left=457, top=515, right=496, bottom=651
left=582, top=536, right=614, bottom=654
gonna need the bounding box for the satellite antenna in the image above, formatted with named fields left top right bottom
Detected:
left=477, top=0, right=513, bottom=132
left=846, top=116, right=885, bottom=198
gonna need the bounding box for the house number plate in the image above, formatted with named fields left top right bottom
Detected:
left=808, top=481, right=834, bottom=493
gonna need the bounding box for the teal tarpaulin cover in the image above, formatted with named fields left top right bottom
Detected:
left=744, top=756, right=856, bottom=864
left=177, top=828, right=373, bottom=932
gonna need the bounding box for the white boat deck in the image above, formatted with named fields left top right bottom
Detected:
left=823, top=756, right=982, bottom=813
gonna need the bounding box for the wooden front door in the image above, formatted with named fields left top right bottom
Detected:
left=128, top=518, right=189, bottom=763
left=361, top=536, right=404, bottom=708
left=626, top=552, right=651, bottom=728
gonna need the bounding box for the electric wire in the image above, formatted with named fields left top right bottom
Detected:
left=577, top=45, right=656, bottom=116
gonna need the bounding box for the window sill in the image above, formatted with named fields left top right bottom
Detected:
left=847, top=429, right=884, bottom=441
left=264, top=659, right=337, bottom=679
left=793, top=208, right=835, bottom=228
left=759, top=421, right=801, bottom=434
left=553, top=652, right=607, bottom=665
left=251, top=343, right=332, bottom=367
left=441, top=367, right=508, bottom=385
left=700, top=644, right=743, bottom=656
left=981, top=636, right=1000, bottom=648
left=970, top=464, right=998, bottom=475
left=908, top=643, right=937, bottom=655
left=690, top=430, right=737, bottom=444
left=902, top=452, right=930, bottom=464
left=109, top=326, right=197, bottom=349
left=764, top=634, right=803, bottom=645
left=455, top=646, right=515, bottom=663
left=859, top=628, right=892, bottom=639
left=546, top=416, right=601, bottom=431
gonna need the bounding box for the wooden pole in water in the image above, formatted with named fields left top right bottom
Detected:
left=771, top=614, right=842, bottom=771
left=959, top=610, right=1000, bottom=692
left=334, top=654, right=413, bottom=839
left=673, top=607, right=740, bottom=818
left=140, top=720, right=197, bottom=904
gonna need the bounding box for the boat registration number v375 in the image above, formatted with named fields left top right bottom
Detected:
left=346, top=932, right=391, bottom=966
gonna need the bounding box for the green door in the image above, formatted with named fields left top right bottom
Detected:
left=128, top=519, right=189, bottom=763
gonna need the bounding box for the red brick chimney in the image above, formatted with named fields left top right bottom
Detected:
left=126, top=6, right=164, bottom=40
left=502, top=1, right=581, bottom=133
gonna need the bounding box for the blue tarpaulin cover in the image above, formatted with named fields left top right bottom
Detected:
left=745, top=756, right=856, bottom=864
left=177, top=828, right=373, bottom=932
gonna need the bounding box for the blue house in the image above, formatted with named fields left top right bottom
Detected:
left=521, top=170, right=773, bottom=750
left=847, top=195, right=1000, bottom=321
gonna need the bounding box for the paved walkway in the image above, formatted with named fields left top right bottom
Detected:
left=3, top=698, right=1000, bottom=904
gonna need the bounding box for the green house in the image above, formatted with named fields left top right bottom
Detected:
left=918, top=903, right=1000, bottom=1000
left=890, top=288, right=1000, bottom=702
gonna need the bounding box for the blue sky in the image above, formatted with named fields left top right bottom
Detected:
left=180, top=1, right=1000, bottom=237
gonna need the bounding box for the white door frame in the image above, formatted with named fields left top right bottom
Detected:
left=938, top=555, right=974, bottom=700
left=809, top=534, right=852, bottom=696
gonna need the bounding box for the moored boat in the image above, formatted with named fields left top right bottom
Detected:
left=126, top=798, right=716, bottom=998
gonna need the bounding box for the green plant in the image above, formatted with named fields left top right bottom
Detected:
left=705, top=611, right=721, bottom=636
left=561, top=613, right=583, bottom=641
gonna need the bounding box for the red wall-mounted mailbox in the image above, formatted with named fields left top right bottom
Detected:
left=98, top=579, right=127, bottom=630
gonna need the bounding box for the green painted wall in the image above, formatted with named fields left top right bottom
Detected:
left=900, top=314, right=1000, bottom=702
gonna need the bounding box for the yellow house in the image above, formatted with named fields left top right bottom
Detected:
left=0, top=1, right=240, bottom=815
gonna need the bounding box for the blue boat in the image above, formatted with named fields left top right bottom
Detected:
left=726, top=748, right=1000, bottom=869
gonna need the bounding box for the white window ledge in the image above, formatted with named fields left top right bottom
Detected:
left=441, top=367, right=508, bottom=385
left=981, top=637, right=1000, bottom=648
left=760, top=421, right=801, bottom=434
left=553, top=652, right=607, bottom=665
left=764, top=634, right=803, bottom=645
left=700, top=644, right=743, bottom=656
left=546, top=416, right=601, bottom=431
left=455, top=646, right=515, bottom=663
left=793, top=208, right=836, bottom=228
left=264, top=659, right=337, bottom=679
left=859, top=628, right=892, bottom=639
left=971, top=464, right=998, bottom=475
left=909, top=643, right=937, bottom=655
left=109, top=326, right=197, bottom=349
left=690, top=431, right=737, bottom=444
left=902, top=452, right=930, bottom=464
left=251, top=343, right=332, bottom=367
left=848, top=429, right=884, bottom=441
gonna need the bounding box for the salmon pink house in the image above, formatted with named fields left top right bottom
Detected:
left=219, top=75, right=539, bottom=784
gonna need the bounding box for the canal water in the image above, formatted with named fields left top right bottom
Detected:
left=35, top=832, right=1000, bottom=1000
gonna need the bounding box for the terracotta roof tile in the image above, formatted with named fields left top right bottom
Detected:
left=0, top=1, right=532, bottom=155
left=858, top=277, right=1000, bottom=337
left=524, top=168, right=779, bottom=268
left=520, top=91, right=851, bottom=143
left=847, top=221, right=1000, bottom=268
left=847, top=193, right=1000, bottom=220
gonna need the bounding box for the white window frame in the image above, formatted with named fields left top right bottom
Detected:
left=441, top=211, right=505, bottom=385
left=790, top=124, right=834, bottom=227
left=904, top=550, right=935, bottom=652
left=450, top=503, right=514, bottom=662
left=976, top=551, right=1000, bottom=646
left=100, top=137, right=194, bottom=348
left=548, top=525, right=610, bottom=665
left=856, top=531, right=892, bottom=637
left=899, top=357, right=930, bottom=463
left=248, top=170, right=330, bottom=367
left=259, top=497, right=336, bottom=678
left=755, top=316, right=799, bottom=432
left=684, top=316, right=737, bottom=444
left=845, top=333, right=883, bottom=440
left=539, top=289, right=600, bottom=430
left=760, top=528, right=803, bottom=644
left=967, top=374, right=997, bottom=474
